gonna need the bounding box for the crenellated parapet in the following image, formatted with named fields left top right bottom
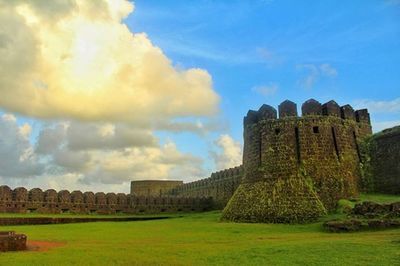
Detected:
left=244, top=99, right=371, bottom=127
left=222, top=99, right=373, bottom=223
left=170, top=166, right=243, bottom=209
left=0, top=186, right=213, bottom=215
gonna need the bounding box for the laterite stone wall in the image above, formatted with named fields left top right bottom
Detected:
left=222, top=99, right=372, bottom=223
left=0, top=186, right=213, bottom=215
left=170, top=166, right=243, bottom=209
left=130, top=180, right=183, bottom=197
left=364, top=126, right=400, bottom=194
left=0, top=231, right=27, bottom=252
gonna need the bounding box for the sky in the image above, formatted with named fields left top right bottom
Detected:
left=0, top=0, right=399, bottom=193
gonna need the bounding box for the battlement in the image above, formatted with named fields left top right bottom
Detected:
left=170, top=166, right=243, bottom=209
left=222, top=99, right=373, bottom=223
left=0, top=186, right=212, bottom=215
left=244, top=99, right=371, bottom=126
left=130, top=180, right=183, bottom=197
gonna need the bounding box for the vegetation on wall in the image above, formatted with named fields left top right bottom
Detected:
left=221, top=173, right=327, bottom=223
left=359, top=126, right=400, bottom=194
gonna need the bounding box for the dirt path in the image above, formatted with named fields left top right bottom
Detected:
left=27, top=240, right=65, bottom=252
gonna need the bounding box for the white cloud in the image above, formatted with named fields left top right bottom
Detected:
left=353, top=98, right=400, bottom=114
left=1, top=116, right=206, bottom=190
left=252, top=83, right=278, bottom=96
left=66, top=122, right=157, bottom=150
left=320, top=63, right=338, bottom=77
left=297, top=63, right=338, bottom=88
left=210, top=134, right=242, bottom=171
left=0, top=114, right=44, bottom=178
left=372, top=120, right=400, bottom=133
left=0, top=0, right=219, bottom=123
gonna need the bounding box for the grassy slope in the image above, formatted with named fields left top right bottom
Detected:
left=0, top=194, right=399, bottom=266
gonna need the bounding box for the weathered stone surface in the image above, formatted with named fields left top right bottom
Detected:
left=0, top=231, right=27, bottom=252
left=222, top=100, right=373, bottom=223
left=0, top=185, right=213, bottom=215
left=322, top=100, right=341, bottom=117
left=244, top=110, right=259, bottom=126
left=45, top=189, right=57, bottom=203
left=325, top=201, right=400, bottom=233
left=221, top=177, right=326, bottom=223
left=279, top=100, right=297, bottom=118
left=355, top=109, right=370, bottom=124
left=71, top=191, right=83, bottom=203
left=323, top=219, right=363, bottom=232
left=340, top=104, right=355, bottom=120
left=29, top=188, right=43, bottom=202
left=106, top=193, right=117, bottom=205
left=0, top=186, right=12, bottom=202
left=362, top=126, right=400, bottom=194
left=302, top=99, right=322, bottom=116
left=170, top=166, right=243, bottom=209
left=13, top=187, right=28, bottom=201
left=58, top=190, right=71, bottom=203
left=131, top=180, right=183, bottom=197
left=352, top=201, right=400, bottom=218
left=257, top=104, right=277, bottom=120
left=323, top=218, right=400, bottom=233
left=83, top=192, right=95, bottom=204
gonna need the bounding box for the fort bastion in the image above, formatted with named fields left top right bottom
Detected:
left=0, top=99, right=398, bottom=224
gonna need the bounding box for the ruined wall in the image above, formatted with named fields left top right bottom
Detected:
left=130, top=180, right=183, bottom=197
left=363, top=126, right=400, bottom=194
left=170, top=166, right=243, bottom=209
left=0, top=231, right=26, bottom=252
left=222, top=99, right=372, bottom=223
left=0, top=186, right=212, bottom=215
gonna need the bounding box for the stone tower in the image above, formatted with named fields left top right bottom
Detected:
left=221, top=99, right=372, bottom=223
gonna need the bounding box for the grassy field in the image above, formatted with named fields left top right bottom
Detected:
left=0, top=194, right=399, bottom=266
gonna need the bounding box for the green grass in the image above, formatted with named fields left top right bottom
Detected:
left=0, top=193, right=399, bottom=266
left=359, top=193, right=400, bottom=203
left=0, top=212, right=176, bottom=218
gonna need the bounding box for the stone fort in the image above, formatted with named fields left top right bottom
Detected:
left=0, top=99, right=398, bottom=223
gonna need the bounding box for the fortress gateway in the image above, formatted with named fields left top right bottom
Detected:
left=2, top=99, right=396, bottom=223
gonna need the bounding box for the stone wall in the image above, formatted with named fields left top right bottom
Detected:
left=222, top=99, right=372, bottom=223
left=130, top=180, right=183, bottom=197
left=0, top=231, right=27, bottom=252
left=363, top=126, right=400, bottom=194
left=170, top=166, right=243, bottom=209
left=0, top=186, right=212, bottom=215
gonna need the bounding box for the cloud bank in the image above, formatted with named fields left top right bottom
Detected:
left=0, top=1, right=221, bottom=191
left=211, top=134, right=242, bottom=171
left=0, top=0, right=219, bottom=123
left=0, top=115, right=207, bottom=192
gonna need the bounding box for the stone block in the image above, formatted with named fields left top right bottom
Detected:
left=301, top=99, right=322, bottom=116
left=279, top=100, right=297, bottom=118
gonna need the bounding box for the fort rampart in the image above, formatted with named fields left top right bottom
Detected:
left=1, top=99, right=396, bottom=225
left=0, top=186, right=212, bottom=215
left=363, top=126, right=400, bottom=194
left=131, top=180, right=183, bottom=197
left=170, top=166, right=243, bottom=209
left=222, top=99, right=373, bottom=223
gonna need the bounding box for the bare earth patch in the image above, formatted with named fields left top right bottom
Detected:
left=27, top=241, right=65, bottom=252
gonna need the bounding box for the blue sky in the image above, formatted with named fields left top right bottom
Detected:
left=0, top=0, right=399, bottom=192
left=127, top=0, right=400, bottom=159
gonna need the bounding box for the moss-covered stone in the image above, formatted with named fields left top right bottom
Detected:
left=221, top=175, right=326, bottom=223
left=360, top=126, right=400, bottom=194
left=224, top=101, right=372, bottom=224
